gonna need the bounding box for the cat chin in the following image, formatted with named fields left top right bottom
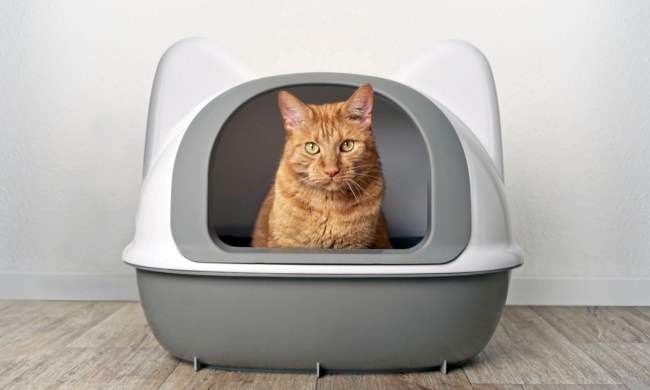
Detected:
left=321, top=181, right=346, bottom=192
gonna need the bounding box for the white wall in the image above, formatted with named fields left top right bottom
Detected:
left=1, top=1, right=649, bottom=304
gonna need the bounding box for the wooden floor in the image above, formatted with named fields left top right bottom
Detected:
left=0, top=301, right=649, bottom=389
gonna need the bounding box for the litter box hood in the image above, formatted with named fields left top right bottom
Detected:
left=123, top=38, right=522, bottom=275
left=172, top=73, right=470, bottom=265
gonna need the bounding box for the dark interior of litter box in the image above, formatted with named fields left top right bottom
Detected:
left=208, top=85, right=430, bottom=249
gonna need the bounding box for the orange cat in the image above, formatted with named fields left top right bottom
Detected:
left=252, top=84, right=391, bottom=249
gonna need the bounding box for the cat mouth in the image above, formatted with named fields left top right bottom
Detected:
left=322, top=179, right=345, bottom=191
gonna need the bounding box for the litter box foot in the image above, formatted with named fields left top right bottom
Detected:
left=440, top=360, right=448, bottom=374
left=194, top=356, right=204, bottom=372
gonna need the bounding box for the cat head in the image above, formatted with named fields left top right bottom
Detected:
left=277, top=84, right=381, bottom=193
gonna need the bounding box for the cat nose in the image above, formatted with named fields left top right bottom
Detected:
left=324, top=168, right=340, bottom=178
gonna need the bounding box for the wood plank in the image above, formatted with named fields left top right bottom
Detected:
left=578, top=343, right=650, bottom=390
left=0, top=301, right=125, bottom=363
left=532, top=306, right=650, bottom=343
left=159, top=363, right=316, bottom=390
left=0, top=299, right=18, bottom=315
left=0, top=300, right=51, bottom=319
left=105, top=347, right=180, bottom=389
left=6, top=347, right=106, bottom=389
left=634, top=306, right=650, bottom=324
left=461, top=320, right=526, bottom=385
left=462, top=306, right=620, bottom=385
left=68, top=302, right=158, bottom=349
left=0, top=359, right=40, bottom=389
left=6, top=346, right=176, bottom=390
left=0, top=309, right=34, bottom=340
left=316, top=369, right=472, bottom=390
left=472, top=384, right=627, bottom=389
left=524, top=386, right=628, bottom=389
left=3, top=301, right=176, bottom=390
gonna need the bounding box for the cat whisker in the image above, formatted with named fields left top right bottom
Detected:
left=352, top=163, right=381, bottom=167
left=352, top=163, right=384, bottom=170
left=352, top=176, right=383, bottom=191
left=351, top=164, right=402, bottom=181
left=352, top=164, right=381, bottom=169
left=349, top=179, right=369, bottom=198
left=351, top=173, right=383, bottom=181
left=350, top=184, right=368, bottom=205
left=355, top=169, right=399, bottom=181
left=266, top=176, right=314, bottom=204
left=346, top=182, right=360, bottom=205
left=276, top=175, right=312, bottom=193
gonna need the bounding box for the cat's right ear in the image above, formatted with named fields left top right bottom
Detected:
left=278, top=91, right=312, bottom=134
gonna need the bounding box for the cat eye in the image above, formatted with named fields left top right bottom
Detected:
left=340, top=140, right=355, bottom=152
left=305, top=142, right=320, bottom=155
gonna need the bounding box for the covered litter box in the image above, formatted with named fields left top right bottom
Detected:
left=123, top=38, right=522, bottom=374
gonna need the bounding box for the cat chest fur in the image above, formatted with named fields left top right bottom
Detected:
left=268, top=193, right=381, bottom=249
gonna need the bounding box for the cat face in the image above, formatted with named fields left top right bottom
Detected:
left=278, top=84, right=379, bottom=193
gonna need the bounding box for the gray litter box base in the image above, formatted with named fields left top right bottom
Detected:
left=137, top=269, right=510, bottom=372
left=188, top=359, right=461, bottom=377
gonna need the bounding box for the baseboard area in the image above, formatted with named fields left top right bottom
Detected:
left=507, top=277, right=650, bottom=306
left=0, top=272, right=139, bottom=301
left=0, top=273, right=649, bottom=305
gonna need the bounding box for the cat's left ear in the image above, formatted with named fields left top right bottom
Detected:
left=343, top=83, right=373, bottom=127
